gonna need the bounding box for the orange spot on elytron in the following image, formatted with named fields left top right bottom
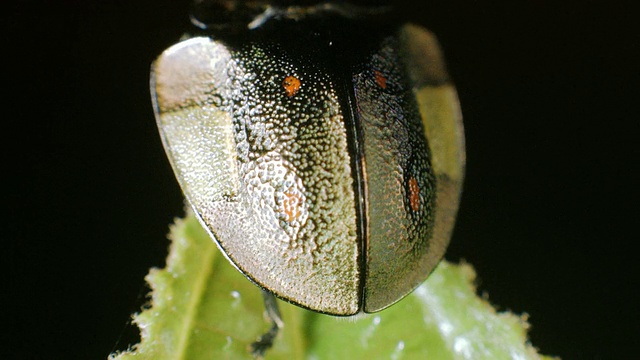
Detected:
left=409, top=177, right=420, bottom=212
left=374, top=70, right=387, bottom=89
left=282, top=75, right=301, bottom=97
left=283, top=190, right=302, bottom=222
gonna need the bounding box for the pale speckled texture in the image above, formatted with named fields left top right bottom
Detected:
left=152, top=37, right=360, bottom=315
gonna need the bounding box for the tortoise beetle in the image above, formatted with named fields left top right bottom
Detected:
left=151, top=0, right=464, bottom=327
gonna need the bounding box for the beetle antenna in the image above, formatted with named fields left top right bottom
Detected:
left=250, top=290, right=284, bottom=358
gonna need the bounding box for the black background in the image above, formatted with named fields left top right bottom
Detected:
left=3, top=0, right=637, bottom=359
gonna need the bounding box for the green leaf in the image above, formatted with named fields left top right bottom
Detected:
left=110, top=213, right=556, bottom=360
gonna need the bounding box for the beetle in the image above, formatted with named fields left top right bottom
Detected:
left=151, top=0, right=464, bottom=355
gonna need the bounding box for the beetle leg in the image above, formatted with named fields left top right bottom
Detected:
left=250, top=290, right=284, bottom=358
